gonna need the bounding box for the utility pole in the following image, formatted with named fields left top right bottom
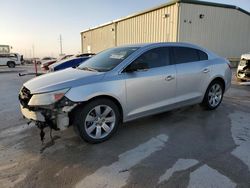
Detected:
left=59, top=34, right=63, bottom=56
left=32, top=44, right=37, bottom=75
left=32, top=44, right=35, bottom=58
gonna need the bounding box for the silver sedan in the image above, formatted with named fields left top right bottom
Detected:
left=19, top=43, right=232, bottom=143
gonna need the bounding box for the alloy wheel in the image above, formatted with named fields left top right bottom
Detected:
left=208, top=83, right=222, bottom=107
left=84, top=105, right=116, bottom=139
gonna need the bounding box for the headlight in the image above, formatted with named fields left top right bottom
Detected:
left=28, top=88, right=70, bottom=106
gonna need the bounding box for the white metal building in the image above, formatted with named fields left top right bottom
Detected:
left=80, top=0, right=250, bottom=58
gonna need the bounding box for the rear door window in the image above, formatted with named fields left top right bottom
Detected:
left=198, top=50, right=208, bottom=61
left=173, top=47, right=208, bottom=64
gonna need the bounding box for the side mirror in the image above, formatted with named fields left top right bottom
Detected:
left=125, top=62, right=148, bottom=72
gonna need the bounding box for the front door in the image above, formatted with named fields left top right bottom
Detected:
left=122, top=47, right=176, bottom=120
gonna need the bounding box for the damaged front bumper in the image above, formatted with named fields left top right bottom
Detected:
left=20, top=104, right=45, bottom=122
left=19, top=102, right=77, bottom=131
left=237, top=59, right=250, bottom=81
left=19, top=87, right=78, bottom=131
left=237, top=69, right=250, bottom=81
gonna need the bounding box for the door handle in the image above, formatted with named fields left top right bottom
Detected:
left=165, top=75, right=174, bottom=81
left=203, top=68, right=210, bottom=73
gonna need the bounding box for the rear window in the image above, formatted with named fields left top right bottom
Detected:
left=173, top=47, right=208, bottom=64
left=198, top=50, right=208, bottom=61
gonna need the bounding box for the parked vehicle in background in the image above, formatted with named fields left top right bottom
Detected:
left=19, top=43, right=232, bottom=143
left=41, top=56, right=75, bottom=72
left=23, top=58, right=40, bottom=64
left=40, top=57, right=56, bottom=64
left=32, top=58, right=41, bottom=64
left=76, top=53, right=95, bottom=58
left=57, top=55, right=74, bottom=62
left=41, top=57, right=57, bottom=72
left=23, top=58, right=33, bottom=64
left=49, top=56, right=90, bottom=72
left=0, top=53, right=23, bottom=68
left=237, top=52, right=250, bottom=81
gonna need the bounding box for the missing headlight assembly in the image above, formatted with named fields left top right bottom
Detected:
left=19, top=87, right=78, bottom=142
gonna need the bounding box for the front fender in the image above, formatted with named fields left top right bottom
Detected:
left=65, top=79, right=126, bottom=115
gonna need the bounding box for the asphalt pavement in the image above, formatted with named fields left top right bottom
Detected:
left=0, top=65, right=249, bottom=188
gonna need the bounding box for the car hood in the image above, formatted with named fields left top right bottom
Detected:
left=24, top=68, right=105, bottom=94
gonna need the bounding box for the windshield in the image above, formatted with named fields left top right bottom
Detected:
left=78, top=47, right=140, bottom=72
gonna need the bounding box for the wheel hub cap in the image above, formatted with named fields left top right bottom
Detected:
left=84, top=105, right=116, bottom=139
left=208, top=83, right=222, bottom=107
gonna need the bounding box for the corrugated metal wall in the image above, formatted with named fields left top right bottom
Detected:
left=178, top=3, right=250, bottom=58
left=81, top=2, right=250, bottom=58
left=116, top=4, right=178, bottom=45
left=81, top=23, right=116, bottom=53
left=81, top=3, right=179, bottom=53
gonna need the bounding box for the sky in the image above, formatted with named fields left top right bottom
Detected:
left=0, top=0, right=249, bottom=58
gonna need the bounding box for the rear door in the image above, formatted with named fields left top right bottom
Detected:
left=172, top=47, right=210, bottom=103
left=122, top=47, right=176, bottom=119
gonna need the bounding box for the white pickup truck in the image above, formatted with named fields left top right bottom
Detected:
left=0, top=53, right=22, bottom=68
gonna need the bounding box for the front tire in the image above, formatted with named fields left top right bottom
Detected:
left=7, top=61, right=15, bottom=68
left=201, top=80, right=224, bottom=110
left=73, top=98, right=121, bottom=143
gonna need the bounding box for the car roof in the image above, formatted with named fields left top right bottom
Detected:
left=117, top=42, right=220, bottom=60
left=119, top=42, right=207, bottom=50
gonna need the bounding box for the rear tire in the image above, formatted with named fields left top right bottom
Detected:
left=73, top=98, right=121, bottom=143
left=7, top=61, right=15, bottom=68
left=201, top=80, right=224, bottom=110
